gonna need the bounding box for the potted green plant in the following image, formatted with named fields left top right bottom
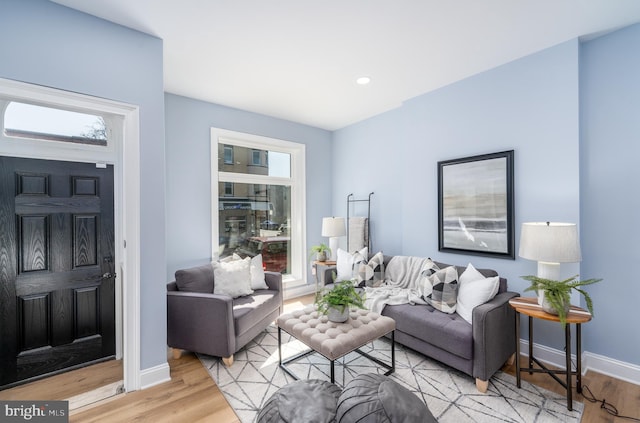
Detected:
left=308, top=243, right=331, bottom=262
left=522, top=275, right=602, bottom=326
left=315, top=279, right=366, bottom=322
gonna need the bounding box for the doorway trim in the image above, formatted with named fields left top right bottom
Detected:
left=0, top=77, right=141, bottom=392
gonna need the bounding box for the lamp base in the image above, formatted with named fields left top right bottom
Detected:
left=329, top=237, right=339, bottom=261
left=537, top=261, right=560, bottom=305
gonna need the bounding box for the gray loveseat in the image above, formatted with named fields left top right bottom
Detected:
left=325, top=255, right=519, bottom=392
left=167, top=263, right=283, bottom=366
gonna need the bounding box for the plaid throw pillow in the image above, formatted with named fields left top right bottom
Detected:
left=357, top=251, right=385, bottom=287
left=417, top=258, right=439, bottom=298
left=424, top=266, right=459, bottom=314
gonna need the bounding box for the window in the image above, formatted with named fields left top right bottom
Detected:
left=224, top=182, right=234, bottom=196
left=224, top=145, right=233, bottom=164
left=211, top=128, right=306, bottom=288
left=251, top=150, right=261, bottom=165
left=3, top=101, right=108, bottom=146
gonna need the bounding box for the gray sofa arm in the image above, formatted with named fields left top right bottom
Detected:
left=472, top=291, right=520, bottom=381
left=264, top=271, right=283, bottom=291
left=167, top=291, right=236, bottom=358
left=264, top=271, right=284, bottom=314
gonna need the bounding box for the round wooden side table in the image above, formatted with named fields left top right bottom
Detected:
left=509, top=296, right=592, bottom=411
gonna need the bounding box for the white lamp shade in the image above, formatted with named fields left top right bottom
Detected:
left=321, top=217, right=346, bottom=237
left=519, top=222, right=581, bottom=263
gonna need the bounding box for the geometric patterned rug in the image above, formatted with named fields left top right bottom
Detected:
left=198, top=325, right=583, bottom=423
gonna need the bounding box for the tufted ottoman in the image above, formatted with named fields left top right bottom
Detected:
left=276, top=305, right=396, bottom=384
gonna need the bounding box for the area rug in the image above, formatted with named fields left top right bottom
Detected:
left=198, top=325, right=583, bottom=423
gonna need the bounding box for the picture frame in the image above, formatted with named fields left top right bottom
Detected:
left=438, top=150, right=515, bottom=259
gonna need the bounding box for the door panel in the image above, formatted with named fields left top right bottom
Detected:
left=0, top=156, right=115, bottom=388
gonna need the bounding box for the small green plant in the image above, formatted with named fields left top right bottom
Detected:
left=308, top=243, right=331, bottom=261
left=522, top=275, right=602, bottom=326
left=315, top=279, right=366, bottom=315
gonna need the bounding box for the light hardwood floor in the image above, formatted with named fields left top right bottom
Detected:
left=3, top=294, right=640, bottom=422
left=0, top=359, right=123, bottom=403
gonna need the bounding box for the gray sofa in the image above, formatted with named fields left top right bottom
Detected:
left=167, top=263, right=283, bottom=366
left=324, top=256, right=519, bottom=392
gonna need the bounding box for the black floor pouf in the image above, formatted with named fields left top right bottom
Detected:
left=257, top=379, right=342, bottom=423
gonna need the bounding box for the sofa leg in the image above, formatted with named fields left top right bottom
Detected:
left=506, top=353, right=516, bottom=367
left=475, top=378, right=488, bottom=393
left=172, top=348, right=184, bottom=359
left=222, top=355, right=234, bottom=367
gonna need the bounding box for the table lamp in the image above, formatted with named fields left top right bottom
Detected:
left=519, top=222, right=581, bottom=304
left=322, top=217, right=346, bottom=261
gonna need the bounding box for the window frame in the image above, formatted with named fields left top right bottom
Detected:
left=210, top=128, right=306, bottom=289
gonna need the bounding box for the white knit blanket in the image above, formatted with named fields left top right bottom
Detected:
left=364, top=256, right=429, bottom=314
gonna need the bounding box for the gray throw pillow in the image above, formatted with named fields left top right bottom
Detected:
left=174, top=264, right=214, bottom=293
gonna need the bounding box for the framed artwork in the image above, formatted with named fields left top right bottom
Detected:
left=438, top=150, right=514, bottom=259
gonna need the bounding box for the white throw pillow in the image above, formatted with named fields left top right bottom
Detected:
left=212, top=257, right=253, bottom=298
left=218, top=253, right=268, bottom=290
left=336, top=247, right=368, bottom=281
left=458, top=263, right=486, bottom=285
left=456, top=275, right=500, bottom=324
left=250, top=254, right=269, bottom=290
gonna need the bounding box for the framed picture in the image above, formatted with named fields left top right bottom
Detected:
left=438, top=150, right=514, bottom=259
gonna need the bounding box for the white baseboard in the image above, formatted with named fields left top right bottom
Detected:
left=519, top=339, right=640, bottom=386
left=284, top=283, right=315, bottom=300
left=139, top=362, right=171, bottom=390
left=583, top=351, right=640, bottom=386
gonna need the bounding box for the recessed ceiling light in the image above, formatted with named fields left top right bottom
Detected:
left=356, top=76, right=371, bottom=85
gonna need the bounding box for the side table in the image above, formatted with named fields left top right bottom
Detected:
left=312, top=260, right=336, bottom=293
left=509, top=297, right=592, bottom=411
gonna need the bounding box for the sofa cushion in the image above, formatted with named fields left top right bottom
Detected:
left=233, top=289, right=281, bottom=337
left=213, top=257, right=254, bottom=298
left=382, top=303, right=473, bottom=360
left=174, top=264, right=214, bottom=293
left=424, top=266, right=459, bottom=314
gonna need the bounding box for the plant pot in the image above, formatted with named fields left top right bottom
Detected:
left=540, top=295, right=570, bottom=316
left=327, top=306, right=349, bottom=323
left=316, top=251, right=327, bottom=262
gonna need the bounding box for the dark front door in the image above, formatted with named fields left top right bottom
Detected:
left=0, top=156, right=115, bottom=388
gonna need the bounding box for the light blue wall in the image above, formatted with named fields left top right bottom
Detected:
left=333, top=40, right=582, bottom=351
left=0, top=0, right=167, bottom=370
left=164, top=93, right=333, bottom=280
left=580, top=23, right=640, bottom=364
left=334, top=29, right=640, bottom=367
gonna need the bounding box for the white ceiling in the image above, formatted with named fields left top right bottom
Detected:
left=50, top=0, right=640, bottom=130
